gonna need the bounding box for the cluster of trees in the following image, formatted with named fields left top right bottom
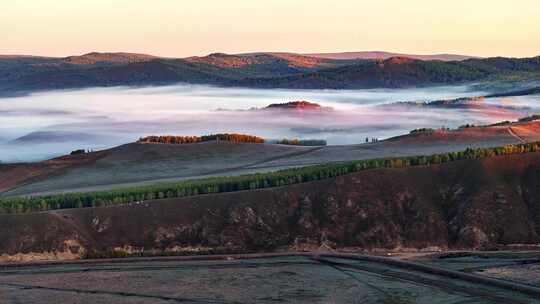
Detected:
left=488, top=121, right=512, bottom=127
left=365, top=137, right=379, bottom=143
left=200, top=134, right=265, bottom=143
left=467, top=116, right=540, bottom=129
left=2, top=141, right=540, bottom=214
left=519, top=115, right=540, bottom=123
left=409, top=127, right=451, bottom=134
left=409, top=128, right=435, bottom=134
left=138, top=133, right=265, bottom=144
left=139, top=135, right=201, bottom=144
left=459, top=124, right=477, bottom=129
left=275, top=139, right=327, bottom=146
left=84, top=246, right=245, bottom=259
left=486, top=86, right=540, bottom=98
left=70, top=149, right=86, bottom=155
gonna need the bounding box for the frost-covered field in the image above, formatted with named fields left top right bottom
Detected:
left=0, top=255, right=536, bottom=304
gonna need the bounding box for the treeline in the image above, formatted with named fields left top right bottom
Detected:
left=409, top=127, right=451, bottom=134
left=518, top=115, right=540, bottom=123
left=275, top=139, right=327, bottom=146
left=138, top=133, right=265, bottom=144
left=84, top=246, right=247, bottom=259
left=409, top=128, right=435, bottom=134
left=461, top=115, right=540, bottom=129
left=2, top=141, right=540, bottom=214
left=70, top=149, right=86, bottom=155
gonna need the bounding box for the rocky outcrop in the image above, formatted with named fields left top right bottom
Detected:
left=1, top=152, right=540, bottom=260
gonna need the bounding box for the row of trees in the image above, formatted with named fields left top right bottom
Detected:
left=409, top=127, right=451, bottom=134
left=2, top=141, right=540, bottom=214
left=519, top=115, right=540, bottom=123
left=409, top=128, right=435, bottom=134
left=138, top=133, right=265, bottom=144
left=275, top=139, right=327, bottom=146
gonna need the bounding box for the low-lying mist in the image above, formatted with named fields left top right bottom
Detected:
left=0, top=83, right=538, bottom=162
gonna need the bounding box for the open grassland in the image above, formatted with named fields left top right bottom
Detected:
left=3, top=120, right=540, bottom=197
left=2, top=140, right=540, bottom=214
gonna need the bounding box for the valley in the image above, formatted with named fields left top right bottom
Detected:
left=3, top=0, right=540, bottom=302
left=1, top=51, right=539, bottom=304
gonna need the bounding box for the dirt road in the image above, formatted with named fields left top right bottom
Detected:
left=0, top=253, right=538, bottom=303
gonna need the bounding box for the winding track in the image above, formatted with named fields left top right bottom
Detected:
left=311, top=256, right=533, bottom=304
left=508, top=126, right=527, bottom=143
left=0, top=282, right=236, bottom=304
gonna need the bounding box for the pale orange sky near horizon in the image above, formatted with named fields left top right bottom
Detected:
left=1, top=0, right=539, bottom=58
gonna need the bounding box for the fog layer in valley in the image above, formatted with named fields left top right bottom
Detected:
left=1, top=84, right=538, bottom=162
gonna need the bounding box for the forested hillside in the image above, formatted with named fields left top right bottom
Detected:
left=236, top=56, right=540, bottom=89
left=1, top=52, right=539, bottom=93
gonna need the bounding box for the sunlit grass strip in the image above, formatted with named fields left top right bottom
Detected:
left=1, top=142, right=539, bottom=214
left=138, top=133, right=265, bottom=144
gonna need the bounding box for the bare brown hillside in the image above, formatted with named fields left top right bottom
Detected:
left=2, top=151, right=540, bottom=261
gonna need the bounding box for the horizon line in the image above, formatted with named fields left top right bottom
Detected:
left=3, top=49, right=540, bottom=60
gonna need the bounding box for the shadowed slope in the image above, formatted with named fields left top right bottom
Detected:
left=2, top=151, right=540, bottom=260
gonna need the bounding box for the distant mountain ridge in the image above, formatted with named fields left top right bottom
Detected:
left=63, top=52, right=158, bottom=65
left=305, top=51, right=478, bottom=61
left=0, top=51, right=539, bottom=93
left=232, top=56, right=540, bottom=89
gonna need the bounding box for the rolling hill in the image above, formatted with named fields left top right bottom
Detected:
left=2, top=119, right=540, bottom=261
left=2, top=148, right=540, bottom=261
left=305, top=51, right=477, bottom=61
left=184, top=52, right=359, bottom=77
left=1, top=51, right=539, bottom=93
left=2, top=119, right=540, bottom=197
left=236, top=56, right=540, bottom=89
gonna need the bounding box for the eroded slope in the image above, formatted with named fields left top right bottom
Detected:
left=2, top=151, right=540, bottom=261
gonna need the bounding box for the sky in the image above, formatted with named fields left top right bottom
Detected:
left=1, top=0, right=539, bottom=58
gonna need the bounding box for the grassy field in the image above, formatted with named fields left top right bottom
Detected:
left=4, top=120, right=537, bottom=197
left=2, top=141, right=540, bottom=214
